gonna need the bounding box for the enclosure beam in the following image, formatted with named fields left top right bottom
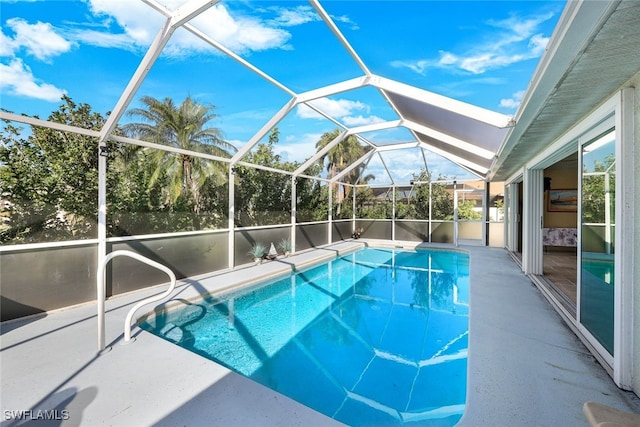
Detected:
left=352, top=186, right=357, bottom=233
left=375, top=141, right=421, bottom=152
left=291, top=176, right=297, bottom=254
left=309, top=0, right=371, bottom=76
left=328, top=184, right=333, bottom=245
left=347, top=120, right=402, bottom=135
left=392, top=186, right=396, bottom=241
left=482, top=181, right=488, bottom=246
left=428, top=183, right=433, bottom=243
left=420, top=147, right=430, bottom=175
left=99, top=0, right=219, bottom=143
left=294, top=130, right=348, bottom=177
left=331, top=150, right=376, bottom=184
left=297, top=76, right=369, bottom=103
left=377, top=152, right=395, bottom=186
left=112, top=135, right=231, bottom=164
left=0, top=112, right=100, bottom=137
left=230, top=98, right=298, bottom=165
left=228, top=167, right=235, bottom=270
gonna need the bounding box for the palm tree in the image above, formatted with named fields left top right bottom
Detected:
left=315, top=129, right=371, bottom=213
left=123, top=96, right=236, bottom=227
left=315, top=129, right=363, bottom=179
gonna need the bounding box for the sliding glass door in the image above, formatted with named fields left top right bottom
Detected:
left=579, top=129, right=616, bottom=355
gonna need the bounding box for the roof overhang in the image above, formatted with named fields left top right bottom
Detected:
left=489, top=0, right=640, bottom=181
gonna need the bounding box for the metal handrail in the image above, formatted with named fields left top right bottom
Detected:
left=97, top=250, right=177, bottom=351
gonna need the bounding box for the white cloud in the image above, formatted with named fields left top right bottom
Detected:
left=296, top=98, right=386, bottom=129
left=0, top=58, right=66, bottom=101
left=267, top=6, right=319, bottom=27
left=85, top=0, right=293, bottom=56
left=4, top=18, right=73, bottom=61
left=87, top=0, right=162, bottom=46
left=392, top=10, right=555, bottom=75
left=0, top=30, right=15, bottom=57
left=277, top=133, right=323, bottom=163
left=389, top=58, right=432, bottom=76
left=488, top=13, right=554, bottom=47
left=332, top=14, right=359, bottom=31
left=69, top=28, right=135, bottom=51
left=528, top=33, right=549, bottom=56
left=297, top=97, right=367, bottom=119
left=438, top=52, right=458, bottom=66
left=342, top=115, right=385, bottom=127
left=499, top=90, right=525, bottom=109
left=0, top=19, right=69, bottom=102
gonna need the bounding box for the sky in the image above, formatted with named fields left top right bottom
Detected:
left=0, top=0, right=564, bottom=183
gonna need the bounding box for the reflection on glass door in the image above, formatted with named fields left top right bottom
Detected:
left=580, top=129, right=615, bottom=355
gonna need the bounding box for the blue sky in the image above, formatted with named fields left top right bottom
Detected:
left=0, top=0, right=563, bottom=182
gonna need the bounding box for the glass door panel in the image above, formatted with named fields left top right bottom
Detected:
left=579, top=129, right=615, bottom=355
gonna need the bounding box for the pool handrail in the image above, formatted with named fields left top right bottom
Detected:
left=97, top=250, right=177, bottom=351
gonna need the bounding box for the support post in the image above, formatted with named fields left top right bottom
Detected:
left=228, top=167, right=235, bottom=270
left=328, top=182, right=333, bottom=244
left=352, top=186, right=356, bottom=234
left=291, top=176, right=297, bottom=253
left=392, top=186, right=396, bottom=241
left=97, top=142, right=108, bottom=352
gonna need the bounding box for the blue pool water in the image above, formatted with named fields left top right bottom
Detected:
left=141, top=248, right=470, bottom=426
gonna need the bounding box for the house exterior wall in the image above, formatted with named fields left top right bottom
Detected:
left=631, top=72, right=640, bottom=394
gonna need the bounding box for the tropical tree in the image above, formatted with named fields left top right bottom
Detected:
left=315, top=129, right=364, bottom=178
left=0, top=96, right=107, bottom=243
left=457, top=200, right=482, bottom=220
left=123, top=96, right=236, bottom=228
left=315, top=129, right=372, bottom=217
left=394, top=169, right=454, bottom=220
left=296, top=173, right=328, bottom=222
left=235, top=128, right=296, bottom=226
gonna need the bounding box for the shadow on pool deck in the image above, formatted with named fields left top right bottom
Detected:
left=1, top=242, right=638, bottom=426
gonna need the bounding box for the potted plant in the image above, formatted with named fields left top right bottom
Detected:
left=352, top=227, right=363, bottom=239
left=248, top=242, right=266, bottom=264
left=278, top=238, right=292, bottom=257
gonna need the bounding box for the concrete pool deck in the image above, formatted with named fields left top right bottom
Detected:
left=1, top=242, right=639, bottom=426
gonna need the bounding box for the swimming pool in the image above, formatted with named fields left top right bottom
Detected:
left=141, top=247, right=470, bottom=425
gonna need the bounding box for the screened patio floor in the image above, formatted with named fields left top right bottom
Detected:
left=1, top=241, right=638, bottom=426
